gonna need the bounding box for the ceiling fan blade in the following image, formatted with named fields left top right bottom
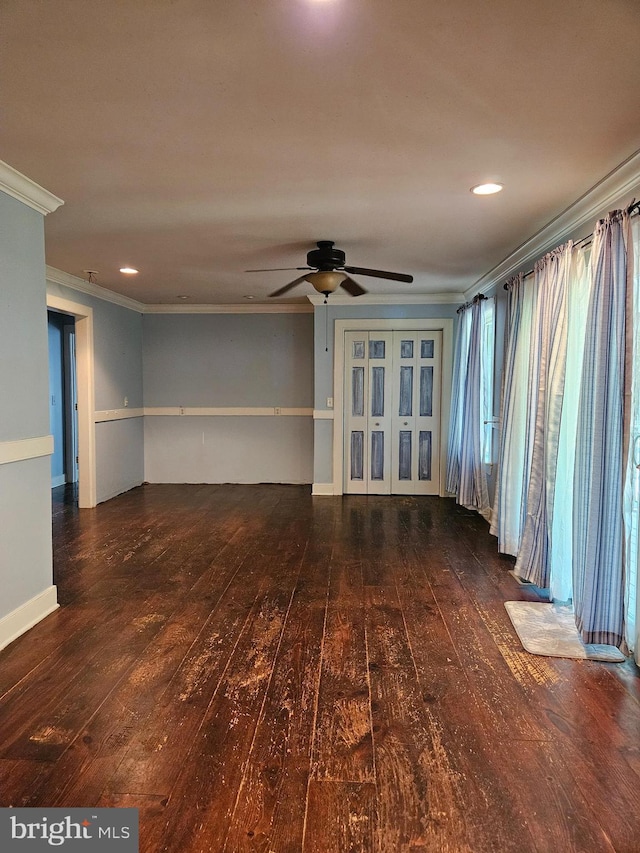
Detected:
left=246, top=266, right=311, bottom=272
left=340, top=276, right=367, bottom=297
left=268, top=274, right=310, bottom=298
left=343, top=265, right=413, bottom=283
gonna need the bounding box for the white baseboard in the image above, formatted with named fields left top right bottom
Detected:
left=0, top=586, right=59, bottom=652
left=312, top=483, right=335, bottom=496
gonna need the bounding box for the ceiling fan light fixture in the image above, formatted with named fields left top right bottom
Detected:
left=305, top=270, right=346, bottom=294
left=119, top=266, right=139, bottom=274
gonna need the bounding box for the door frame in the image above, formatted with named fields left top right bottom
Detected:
left=62, top=322, right=78, bottom=485
left=46, top=294, right=97, bottom=508
left=332, top=318, right=453, bottom=497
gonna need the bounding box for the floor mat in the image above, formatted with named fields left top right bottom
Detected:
left=504, top=600, right=625, bottom=662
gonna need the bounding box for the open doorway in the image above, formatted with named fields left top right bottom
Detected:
left=48, top=309, right=78, bottom=507
left=46, top=292, right=96, bottom=508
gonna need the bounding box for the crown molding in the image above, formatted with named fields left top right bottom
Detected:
left=45, top=271, right=463, bottom=313
left=46, top=267, right=146, bottom=312
left=465, top=146, right=640, bottom=300
left=144, top=302, right=313, bottom=314
left=307, top=292, right=463, bottom=307
left=45, top=270, right=453, bottom=314
left=46, top=268, right=313, bottom=314
left=0, top=161, right=64, bottom=215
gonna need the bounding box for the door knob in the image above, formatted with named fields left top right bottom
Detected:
left=403, top=421, right=408, bottom=426
left=375, top=422, right=380, bottom=426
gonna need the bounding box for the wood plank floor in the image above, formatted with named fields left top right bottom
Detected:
left=1, top=483, right=640, bottom=852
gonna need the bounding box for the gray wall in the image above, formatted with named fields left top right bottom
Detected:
left=143, top=313, right=313, bottom=406
left=0, top=197, right=50, bottom=443
left=46, top=280, right=145, bottom=502
left=143, top=313, right=314, bottom=484
left=0, top=191, right=53, bottom=619
left=96, top=418, right=145, bottom=499
left=144, top=415, right=313, bottom=484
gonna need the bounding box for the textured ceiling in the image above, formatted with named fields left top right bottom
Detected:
left=2, top=0, right=640, bottom=303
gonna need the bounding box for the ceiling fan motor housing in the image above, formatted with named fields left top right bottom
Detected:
left=307, top=240, right=345, bottom=271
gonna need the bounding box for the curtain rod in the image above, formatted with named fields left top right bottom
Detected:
left=457, top=292, right=486, bottom=314
left=503, top=200, right=640, bottom=289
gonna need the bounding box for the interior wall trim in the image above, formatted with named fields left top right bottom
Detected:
left=0, top=585, right=59, bottom=653
left=46, top=268, right=313, bottom=314
left=307, top=292, right=463, bottom=306
left=0, top=161, right=64, bottom=215
left=143, top=406, right=313, bottom=417
left=0, top=435, right=54, bottom=466
left=312, top=483, right=335, bottom=496
left=313, top=410, right=335, bottom=420
left=465, top=147, right=640, bottom=299
left=95, top=408, right=145, bottom=422
left=47, top=267, right=146, bottom=313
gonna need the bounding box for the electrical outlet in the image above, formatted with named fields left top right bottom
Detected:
left=274, top=407, right=281, bottom=415
left=327, top=397, right=333, bottom=409
left=124, top=397, right=128, bottom=407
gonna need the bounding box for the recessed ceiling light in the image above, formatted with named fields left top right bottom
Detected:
left=119, top=267, right=139, bottom=274
left=471, top=183, right=503, bottom=196
left=176, top=295, right=189, bottom=300
left=244, top=295, right=255, bottom=300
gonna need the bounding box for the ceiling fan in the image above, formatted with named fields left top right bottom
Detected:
left=246, top=240, right=414, bottom=299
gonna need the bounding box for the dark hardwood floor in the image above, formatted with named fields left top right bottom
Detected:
left=1, top=483, right=640, bottom=852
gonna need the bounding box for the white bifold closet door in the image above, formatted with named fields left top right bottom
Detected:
left=344, top=330, right=442, bottom=495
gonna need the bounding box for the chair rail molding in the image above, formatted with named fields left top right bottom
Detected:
left=0, top=435, right=54, bottom=466
left=143, top=407, right=312, bottom=417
